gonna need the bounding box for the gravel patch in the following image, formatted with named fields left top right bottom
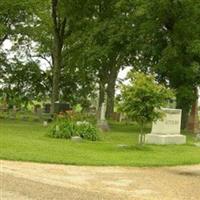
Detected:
left=0, top=160, right=200, bottom=200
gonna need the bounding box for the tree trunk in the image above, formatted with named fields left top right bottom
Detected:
left=98, top=54, right=120, bottom=119
left=187, top=88, right=199, bottom=134
left=106, top=66, right=119, bottom=119
left=51, top=38, right=62, bottom=113
left=176, top=87, right=198, bottom=130
left=176, top=101, right=190, bottom=130
left=176, top=95, right=192, bottom=130
left=139, top=123, right=145, bottom=145
left=51, top=0, right=66, bottom=114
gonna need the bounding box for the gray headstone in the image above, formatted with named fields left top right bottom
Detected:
left=117, top=144, right=129, bottom=148
left=196, top=134, right=200, bottom=141
left=194, top=143, right=200, bottom=147
left=71, top=136, right=82, bottom=142
left=43, top=121, right=48, bottom=127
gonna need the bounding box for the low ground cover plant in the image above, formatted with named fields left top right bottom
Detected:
left=49, top=114, right=99, bottom=141
left=50, top=120, right=75, bottom=139
left=76, top=121, right=99, bottom=141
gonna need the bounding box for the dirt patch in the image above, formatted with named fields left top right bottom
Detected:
left=1, top=160, right=200, bottom=200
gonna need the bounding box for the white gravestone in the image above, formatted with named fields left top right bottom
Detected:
left=145, top=108, right=186, bottom=145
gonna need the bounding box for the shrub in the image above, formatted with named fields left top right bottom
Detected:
left=49, top=121, right=75, bottom=139
left=49, top=119, right=99, bottom=141
left=120, top=72, right=174, bottom=145
left=76, top=121, right=99, bottom=141
left=73, top=113, right=97, bottom=125
left=58, top=111, right=97, bottom=125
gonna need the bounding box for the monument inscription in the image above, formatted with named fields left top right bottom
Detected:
left=146, top=108, right=186, bottom=145
left=151, top=109, right=181, bottom=135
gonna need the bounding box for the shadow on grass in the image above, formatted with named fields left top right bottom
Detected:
left=109, top=122, right=139, bottom=132
left=117, top=144, right=154, bottom=152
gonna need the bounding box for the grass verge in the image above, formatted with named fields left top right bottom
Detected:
left=0, top=120, right=200, bottom=167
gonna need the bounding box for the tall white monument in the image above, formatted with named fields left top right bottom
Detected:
left=100, top=103, right=106, bottom=121
left=145, top=108, right=186, bottom=145
left=98, top=103, right=109, bottom=131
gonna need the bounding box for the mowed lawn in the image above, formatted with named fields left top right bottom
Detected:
left=0, top=119, right=200, bottom=167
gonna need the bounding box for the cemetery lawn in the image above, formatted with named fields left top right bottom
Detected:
left=1, top=120, right=200, bottom=167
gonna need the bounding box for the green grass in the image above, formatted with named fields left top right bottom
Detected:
left=0, top=119, right=200, bottom=167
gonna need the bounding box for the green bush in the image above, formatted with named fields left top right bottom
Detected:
left=76, top=121, right=99, bottom=141
left=60, top=111, right=97, bottom=125
left=73, top=113, right=97, bottom=125
left=49, top=120, right=98, bottom=141
left=49, top=121, right=75, bottom=139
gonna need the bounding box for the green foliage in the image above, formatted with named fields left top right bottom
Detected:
left=25, top=0, right=97, bottom=108
left=0, top=61, right=47, bottom=107
left=76, top=122, right=99, bottom=141
left=0, top=0, right=33, bottom=43
left=50, top=121, right=75, bottom=139
left=135, top=0, right=200, bottom=128
left=70, top=112, right=97, bottom=125
left=0, top=0, right=50, bottom=107
left=67, top=0, right=137, bottom=113
left=120, top=72, right=174, bottom=125
left=49, top=118, right=98, bottom=141
left=56, top=111, right=97, bottom=125
left=1, top=0, right=200, bottom=125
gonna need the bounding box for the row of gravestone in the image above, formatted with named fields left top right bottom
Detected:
left=34, top=102, right=71, bottom=114
left=0, top=102, right=72, bottom=114
left=0, top=102, right=72, bottom=122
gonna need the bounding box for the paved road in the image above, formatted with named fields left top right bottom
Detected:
left=0, top=160, right=200, bottom=200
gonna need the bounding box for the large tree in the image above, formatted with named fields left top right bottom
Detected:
left=16, top=0, right=95, bottom=111
left=133, top=0, right=200, bottom=128
left=0, top=0, right=41, bottom=46
left=0, top=60, right=47, bottom=108
left=76, top=0, right=137, bottom=118
left=50, top=0, right=67, bottom=113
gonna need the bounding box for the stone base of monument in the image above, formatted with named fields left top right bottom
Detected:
left=97, top=120, right=110, bottom=132
left=145, top=134, right=186, bottom=145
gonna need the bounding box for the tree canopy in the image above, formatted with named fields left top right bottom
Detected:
left=0, top=0, right=199, bottom=129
